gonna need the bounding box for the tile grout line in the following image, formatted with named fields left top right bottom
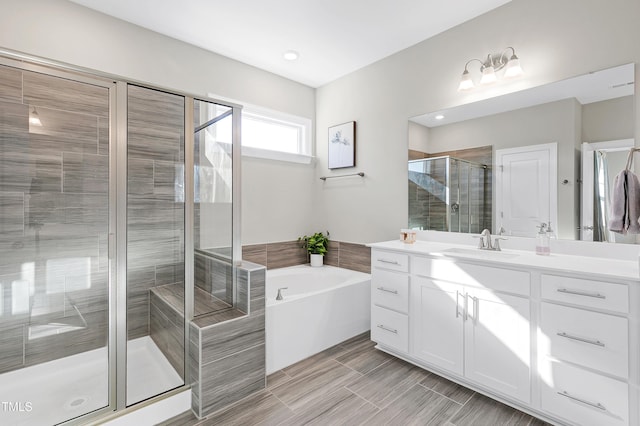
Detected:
left=437, top=388, right=471, bottom=426
left=266, top=388, right=297, bottom=415
left=416, top=381, right=474, bottom=407
left=331, top=357, right=371, bottom=375
left=340, top=385, right=383, bottom=424
left=346, top=385, right=385, bottom=411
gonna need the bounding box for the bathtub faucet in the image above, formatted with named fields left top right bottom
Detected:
left=276, top=287, right=288, bottom=301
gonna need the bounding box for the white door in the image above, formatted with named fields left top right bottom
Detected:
left=580, top=139, right=634, bottom=241
left=464, top=289, right=531, bottom=403
left=411, top=277, right=464, bottom=375
left=495, top=143, right=557, bottom=237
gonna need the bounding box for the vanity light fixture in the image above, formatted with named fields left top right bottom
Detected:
left=458, top=47, right=523, bottom=91
left=29, top=106, right=42, bottom=126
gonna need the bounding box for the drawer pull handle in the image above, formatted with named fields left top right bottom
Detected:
left=557, top=332, right=605, bottom=347
left=377, top=259, right=400, bottom=265
left=557, top=391, right=606, bottom=411
left=377, top=324, right=398, bottom=334
left=557, top=288, right=606, bottom=299
left=377, top=286, right=398, bottom=294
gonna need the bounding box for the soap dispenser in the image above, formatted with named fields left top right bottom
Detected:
left=536, top=223, right=550, bottom=256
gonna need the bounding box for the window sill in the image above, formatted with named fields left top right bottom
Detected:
left=241, top=146, right=313, bottom=164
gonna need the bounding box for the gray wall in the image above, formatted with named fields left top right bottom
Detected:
left=583, top=96, right=635, bottom=143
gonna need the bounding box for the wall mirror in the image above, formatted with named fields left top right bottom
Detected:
left=408, top=63, right=635, bottom=242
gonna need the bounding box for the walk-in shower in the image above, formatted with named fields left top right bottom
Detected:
left=408, top=156, right=489, bottom=233
left=0, top=53, right=240, bottom=425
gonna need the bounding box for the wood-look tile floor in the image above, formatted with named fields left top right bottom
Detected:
left=160, top=332, right=551, bottom=426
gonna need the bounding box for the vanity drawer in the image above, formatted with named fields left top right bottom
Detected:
left=539, top=303, right=628, bottom=378
left=371, top=305, right=408, bottom=353
left=412, top=256, right=530, bottom=296
left=372, top=250, right=409, bottom=272
left=540, top=360, right=629, bottom=426
left=372, top=269, right=409, bottom=313
left=541, top=275, right=629, bottom=314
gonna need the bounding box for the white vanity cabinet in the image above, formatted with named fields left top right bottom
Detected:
left=538, top=273, right=631, bottom=426
left=369, top=242, right=639, bottom=426
left=370, top=252, right=410, bottom=353
left=410, top=277, right=464, bottom=374
left=410, top=257, right=531, bottom=404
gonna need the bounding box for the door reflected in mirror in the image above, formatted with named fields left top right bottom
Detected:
left=409, top=63, right=635, bottom=243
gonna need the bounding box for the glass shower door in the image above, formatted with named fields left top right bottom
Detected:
left=126, top=85, right=186, bottom=405
left=0, top=63, right=112, bottom=425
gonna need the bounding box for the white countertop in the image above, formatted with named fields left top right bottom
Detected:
left=368, top=240, right=639, bottom=282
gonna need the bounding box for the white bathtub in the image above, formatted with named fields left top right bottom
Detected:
left=266, top=264, right=371, bottom=374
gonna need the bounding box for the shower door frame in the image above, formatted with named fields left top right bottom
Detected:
left=0, top=48, right=243, bottom=424
left=0, top=52, right=120, bottom=424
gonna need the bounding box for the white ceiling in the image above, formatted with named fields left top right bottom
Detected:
left=69, top=0, right=511, bottom=88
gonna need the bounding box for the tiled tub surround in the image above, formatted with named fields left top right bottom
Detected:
left=266, top=265, right=371, bottom=374
left=0, top=64, right=110, bottom=373
left=242, top=240, right=371, bottom=273
left=189, top=261, right=266, bottom=419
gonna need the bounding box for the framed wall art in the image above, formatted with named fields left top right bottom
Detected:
left=328, top=121, right=356, bottom=169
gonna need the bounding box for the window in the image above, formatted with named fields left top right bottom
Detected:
left=207, top=95, right=313, bottom=164
left=241, top=107, right=312, bottom=163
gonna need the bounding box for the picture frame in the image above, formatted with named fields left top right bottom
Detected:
left=328, top=121, right=356, bottom=169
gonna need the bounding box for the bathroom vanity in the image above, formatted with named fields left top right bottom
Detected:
left=368, top=238, right=639, bottom=426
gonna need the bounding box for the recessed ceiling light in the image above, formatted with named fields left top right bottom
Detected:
left=283, top=50, right=299, bottom=61
left=435, top=114, right=445, bottom=120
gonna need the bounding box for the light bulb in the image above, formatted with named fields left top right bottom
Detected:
left=480, top=66, right=497, bottom=85
left=503, top=55, right=523, bottom=78
left=458, top=69, right=474, bottom=91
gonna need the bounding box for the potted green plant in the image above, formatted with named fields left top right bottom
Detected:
left=298, top=231, right=330, bottom=267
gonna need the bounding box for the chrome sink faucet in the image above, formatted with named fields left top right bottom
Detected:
left=474, top=229, right=507, bottom=251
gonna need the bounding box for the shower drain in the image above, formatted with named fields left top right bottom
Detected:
left=64, top=396, right=89, bottom=411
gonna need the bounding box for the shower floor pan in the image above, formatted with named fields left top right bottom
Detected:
left=0, top=336, right=183, bottom=426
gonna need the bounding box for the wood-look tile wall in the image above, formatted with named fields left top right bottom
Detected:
left=190, top=262, right=266, bottom=419
left=242, top=240, right=371, bottom=273
left=149, top=290, right=185, bottom=380
left=127, top=85, right=186, bottom=341
left=194, top=251, right=233, bottom=306
left=0, top=64, right=110, bottom=373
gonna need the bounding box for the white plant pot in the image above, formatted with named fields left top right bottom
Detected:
left=310, top=254, right=323, bottom=267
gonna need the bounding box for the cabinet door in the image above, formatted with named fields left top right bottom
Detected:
left=411, top=277, right=464, bottom=375
left=465, top=289, right=531, bottom=403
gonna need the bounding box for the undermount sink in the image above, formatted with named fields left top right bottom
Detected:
left=439, top=247, right=519, bottom=259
